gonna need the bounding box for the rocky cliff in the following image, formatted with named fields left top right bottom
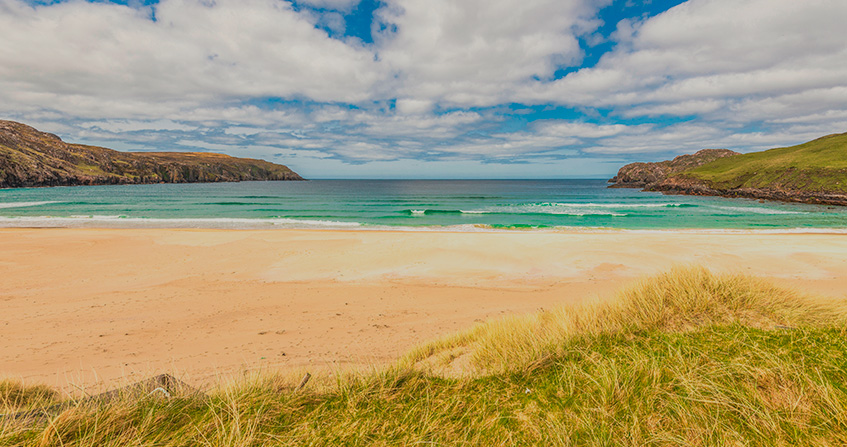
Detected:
left=608, top=149, right=739, bottom=189
left=0, top=120, right=303, bottom=188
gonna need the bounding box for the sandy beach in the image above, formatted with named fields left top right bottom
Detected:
left=2, top=228, right=847, bottom=392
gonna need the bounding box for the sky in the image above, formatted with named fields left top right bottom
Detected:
left=1, top=0, right=846, bottom=179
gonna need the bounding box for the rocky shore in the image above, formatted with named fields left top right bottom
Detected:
left=647, top=176, right=847, bottom=206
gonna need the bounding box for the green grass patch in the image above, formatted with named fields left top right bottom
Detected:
left=682, top=132, right=847, bottom=193
left=73, top=163, right=109, bottom=176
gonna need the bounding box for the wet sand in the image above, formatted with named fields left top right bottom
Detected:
left=2, top=228, right=846, bottom=392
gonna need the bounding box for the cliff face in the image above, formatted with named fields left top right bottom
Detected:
left=608, top=149, right=739, bottom=189
left=609, top=134, right=847, bottom=206
left=0, top=120, right=303, bottom=188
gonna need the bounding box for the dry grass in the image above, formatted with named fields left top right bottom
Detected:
left=404, top=266, right=846, bottom=375
left=0, top=381, right=59, bottom=416
left=3, top=266, right=847, bottom=446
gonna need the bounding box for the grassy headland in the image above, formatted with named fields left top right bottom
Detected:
left=610, top=132, right=847, bottom=205
left=682, top=132, right=847, bottom=194
left=3, top=267, right=847, bottom=446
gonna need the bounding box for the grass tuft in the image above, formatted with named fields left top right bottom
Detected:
left=404, top=266, right=845, bottom=375
left=0, top=381, right=59, bottom=415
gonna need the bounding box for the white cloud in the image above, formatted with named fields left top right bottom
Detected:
left=282, top=156, right=622, bottom=179
left=522, top=0, right=847, bottom=124
left=224, top=127, right=276, bottom=136
left=537, top=122, right=637, bottom=139
left=618, top=100, right=725, bottom=118
left=772, top=110, right=847, bottom=125
left=583, top=123, right=726, bottom=154
left=354, top=110, right=485, bottom=139
left=311, top=10, right=347, bottom=34
left=80, top=120, right=198, bottom=132
left=724, top=87, right=847, bottom=123
left=374, top=0, right=608, bottom=107
left=0, top=0, right=382, bottom=117
left=395, top=98, right=433, bottom=115
left=1, top=0, right=846, bottom=175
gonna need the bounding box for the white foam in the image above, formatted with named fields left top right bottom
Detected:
left=410, top=210, right=426, bottom=215
left=0, top=201, right=61, bottom=209
left=534, top=202, right=687, bottom=208
left=0, top=216, right=362, bottom=229
left=69, top=215, right=128, bottom=219
left=466, top=206, right=627, bottom=217
left=0, top=215, right=845, bottom=235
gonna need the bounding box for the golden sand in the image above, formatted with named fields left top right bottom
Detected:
left=2, top=228, right=846, bottom=391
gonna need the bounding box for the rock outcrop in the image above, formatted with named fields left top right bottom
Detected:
left=0, top=120, right=303, bottom=188
left=608, top=149, right=739, bottom=189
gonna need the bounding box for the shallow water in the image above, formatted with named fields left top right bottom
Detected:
left=0, top=179, right=845, bottom=230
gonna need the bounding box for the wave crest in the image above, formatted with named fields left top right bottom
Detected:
left=0, top=201, right=61, bottom=209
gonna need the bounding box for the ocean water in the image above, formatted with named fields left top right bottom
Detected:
left=0, top=179, right=845, bottom=231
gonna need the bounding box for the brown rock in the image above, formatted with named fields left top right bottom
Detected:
left=0, top=120, right=304, bottom=189
left=608, top=149, right=739, bottom=189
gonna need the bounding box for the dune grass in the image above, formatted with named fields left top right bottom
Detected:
left=404, top=266, right=846, bottom=375
left=3, top=267, right=847, bottom=446
left=0, top=382, right=59, bottom=416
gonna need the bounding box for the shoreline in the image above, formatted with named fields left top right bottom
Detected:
left=1, top=216, right=847, bottom=234
left=3, top=228, right=847, bottom=393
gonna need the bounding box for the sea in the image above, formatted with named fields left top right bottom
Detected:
left=0, top=179, right=845, bottom=231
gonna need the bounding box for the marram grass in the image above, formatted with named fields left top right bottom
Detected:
left=404, top=265, right=847, bottom=375
left=3, top=267, right=847, bottom=446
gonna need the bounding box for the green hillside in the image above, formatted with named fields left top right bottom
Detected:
left=682, top=132, right=847, bottom=194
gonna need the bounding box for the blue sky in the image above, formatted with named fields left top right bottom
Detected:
left=2, top=0, right=846, bottom=178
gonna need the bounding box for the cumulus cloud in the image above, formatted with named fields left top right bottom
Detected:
left=0, top=0, right=381, bottom=117
left=0, top=0, right=846, bottom=177
left=523, top=0, right=847, bottom=122
left=374, top=0, right=608, bottom=107
left=80, top=119, right=198, bottom=133
left=537, top=122, right=637, bottom=139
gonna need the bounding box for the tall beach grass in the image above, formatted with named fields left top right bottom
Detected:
left=3, top=266, right=847, bottom=446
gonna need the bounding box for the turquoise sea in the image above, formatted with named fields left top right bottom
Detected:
left=0, top=180, right=845, bottom=231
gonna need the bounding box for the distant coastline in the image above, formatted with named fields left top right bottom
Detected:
left=0, top=120, right=303, bottom=189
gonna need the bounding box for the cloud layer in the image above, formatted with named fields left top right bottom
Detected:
left=1, top=0, right=845, bottom=177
